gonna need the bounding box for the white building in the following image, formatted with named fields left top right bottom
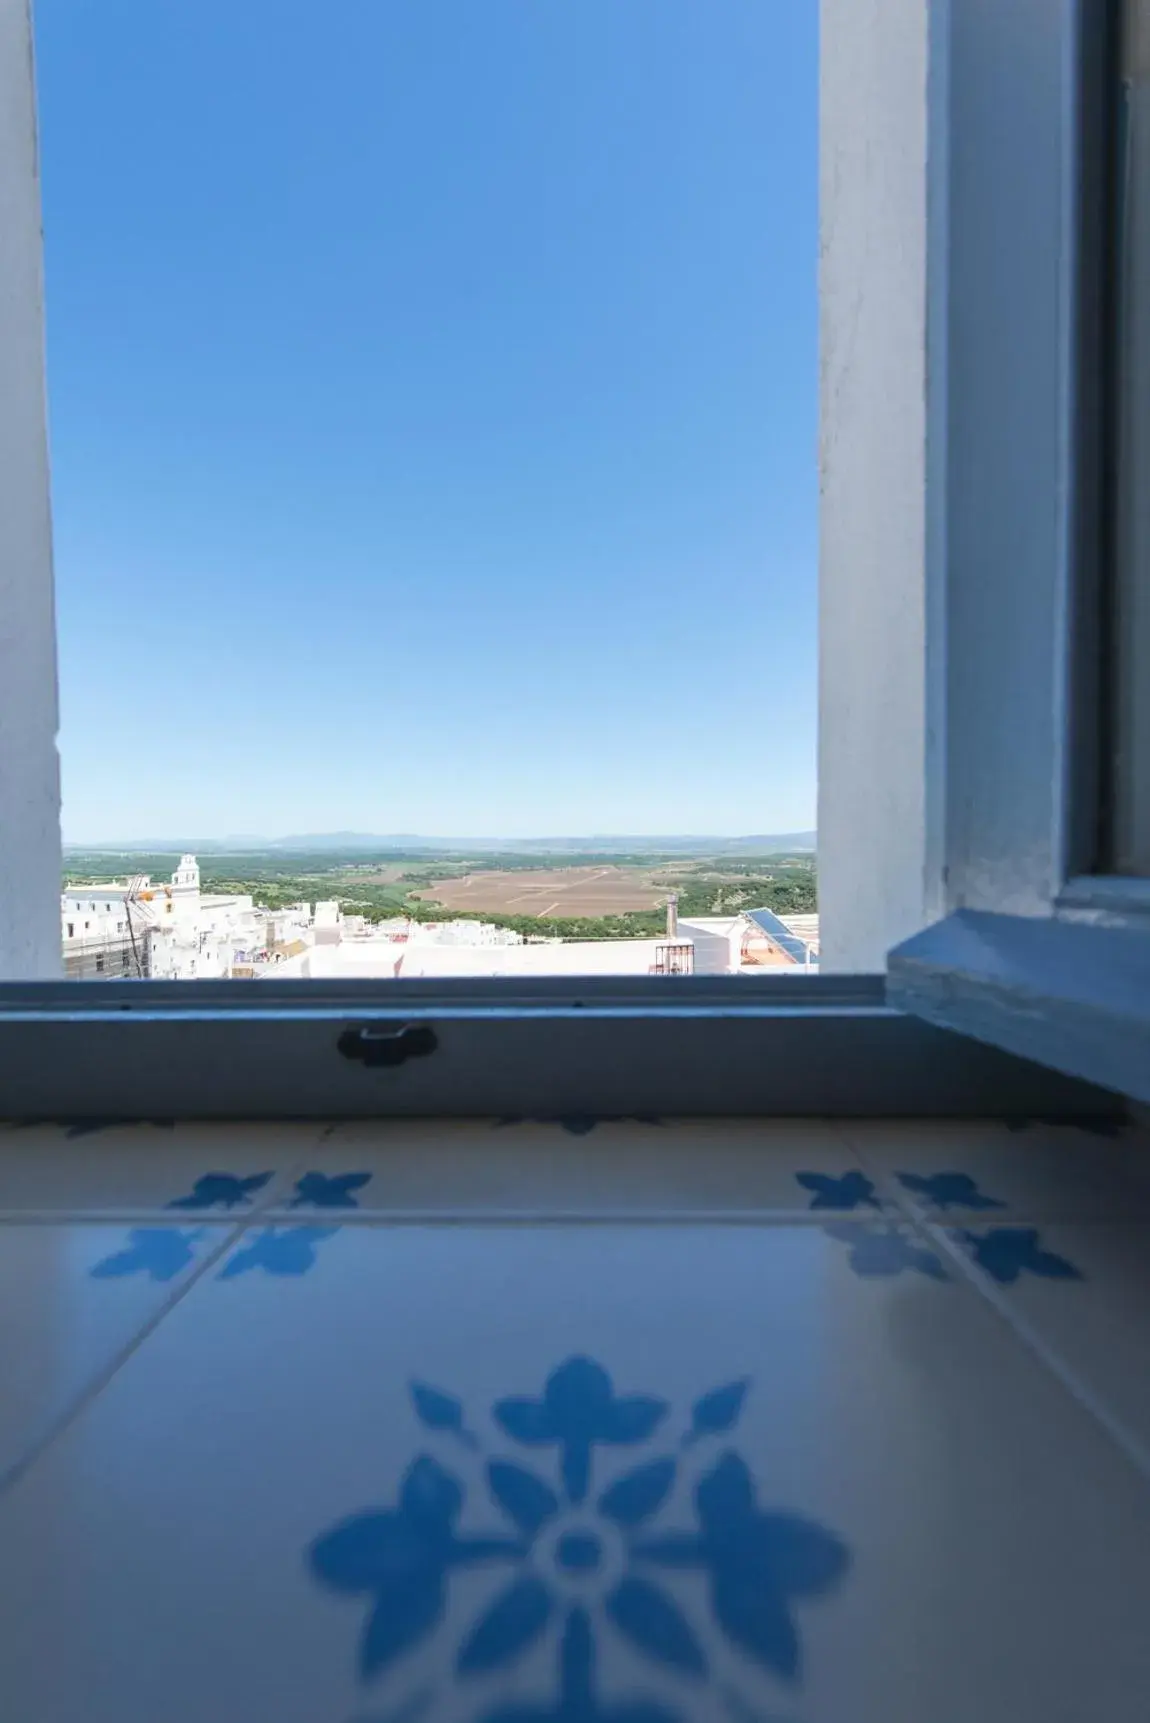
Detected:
left=62, top=855, right=270, bottom=980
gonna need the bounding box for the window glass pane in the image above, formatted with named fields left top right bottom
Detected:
left=1112, top=0, right=1150, bottom=872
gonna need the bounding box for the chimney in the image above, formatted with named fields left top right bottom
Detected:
left=666, top=893, right=679, bottom=939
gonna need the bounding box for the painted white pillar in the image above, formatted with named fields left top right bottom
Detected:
left=0, top=0, right=61, bottom=977
left=817, top=0, right=939, bottom=971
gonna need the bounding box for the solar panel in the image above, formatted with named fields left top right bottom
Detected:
left=745, top=906, right=812, bottom=965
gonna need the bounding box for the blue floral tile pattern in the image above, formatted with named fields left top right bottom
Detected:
left=307, top=1358, right=851, bottom=1720
left=896, top=1172, right=1006, bottom=1211
left=958, top=1227, right=1083, bottom=1284
left=217, top=1225, right=340, bottom=1279
left=823, top=1223, right=947, bottom=1280
left=166, top=1172, right=273, bottom=1211
left=795, top=1172, right=880, bottom=1211
left=89, top=1227, right=207, bottom=1282
left=290, top=1171, right=372, bottom=1209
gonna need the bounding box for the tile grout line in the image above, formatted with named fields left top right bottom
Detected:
left=1, top=1206, right=1051, bottom=1227
left=843, top=1139, right=1150, bottom=1491
left=0, top=1126, right=333, bottom=1495
left=0, top=1214, right=258, bottom=1499
left=920, top=1220, right=1150, bottom=1488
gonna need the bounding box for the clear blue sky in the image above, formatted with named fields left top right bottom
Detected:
left=36, top=0, right=818, bottom=842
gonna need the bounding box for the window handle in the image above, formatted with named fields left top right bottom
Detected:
left=336, top=1023, right=438, bottom=1068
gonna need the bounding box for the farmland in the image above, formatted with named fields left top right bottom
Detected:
left=62, top=846, right=817, bottom=940
left=410, top=865, right=665, bottom=917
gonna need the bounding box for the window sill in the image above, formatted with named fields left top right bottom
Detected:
left=0, top=973, right=1114, bottom=1121
left=887, top=910, right=1150, bottom=1105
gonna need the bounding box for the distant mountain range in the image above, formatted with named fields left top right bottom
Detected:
left=65, top=831, right=817, bottom=856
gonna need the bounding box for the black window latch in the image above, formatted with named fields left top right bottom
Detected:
left=337, top=1023, right=439, bottom=1068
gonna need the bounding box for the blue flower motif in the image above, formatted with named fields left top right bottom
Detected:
left=217, top=1225, right=339, bottom=1279
left=308, top=1360, right=852, bottom=1719
left=823, top=1222, right=947, bottom=1280
left=896, top=1172, right=1005, bottom=1211
left=309, top=1456, right=520, bottom=1677
left=290, top=1170, right=372, bottom=1209
left=90, top=1226, right=205, bottom=1282
left=495, top=1357, right=669, bottom=1503
left=795, top=1171, right=880, bottom=1211
left=167, top=1171, right=273, bottom=1211
left=959, top=1227, right=1082, bottom=1284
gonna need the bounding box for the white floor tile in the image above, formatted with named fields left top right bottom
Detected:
left=0, top=1221, right=235, bottom=1485
left=0, top=1121, right=325, bottom=1216
left=844, top=1118, right=1150, bottom=1221
left=279, top=1118, right=877, bottom=1218
left=0, top=1220, right=1148, bottom=1722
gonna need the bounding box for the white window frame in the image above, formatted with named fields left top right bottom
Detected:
left=0, top=0, right=1126, bottom=1122
left=882, top=0, right=1150, bottom=1107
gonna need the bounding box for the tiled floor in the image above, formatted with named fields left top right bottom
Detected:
left=0, top=1117, right=1149, bottom=1722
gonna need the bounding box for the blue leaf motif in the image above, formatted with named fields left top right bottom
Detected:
left=683, top=1379, right=749, bottom=1447
left=598, top=1458, right=676, bottom=1528
left=308, top=1455, right=519, bottom=1680
left=897, top=1172, right=1005, bottom=1211
left=606, top=1575, right=708, bottom=1677
left=488, top=1460, right=559, bottom=1535
left=698, top=1454, right=849, bottom=1682
left=167, top=1171, right=273, bottom=1211
left=217, top=1225, right=339, bottom=1279
left=89, top=1227, right=204, bottom=1282
left=410, top=1381, right=478, bottom=1449
left=361, top=1585, right=444, bottom=1679
left=291, top=1170, right=372, bottom=1209
left=495, top=1397, right=553, bottom=1444
left=961, top=1227, right=1082, bottom=1284
left=473, top=1607, right=682, bottom=1723
left=634, top=1453, right=851, bottom=1686
left=795, top=1172, right=880, bottom=1211
left=494, top=1356, right=669, bottom=1503
left=400, top=1453, right=464, bottom=1526
left=456, top=1575, right=553, bottom=1674
left=713, top=1589, right=800, bottom=1682
left=823, top=1222, right=947, bottom=1280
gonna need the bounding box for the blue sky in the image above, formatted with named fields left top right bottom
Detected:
left=36, top=0, right=818, bottom=841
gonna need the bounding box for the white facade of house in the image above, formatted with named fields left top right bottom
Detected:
left=63, top=855, right=269, bottom=980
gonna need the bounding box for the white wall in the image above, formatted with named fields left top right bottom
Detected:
left=818, top=0, right=936, bottom=972
left=0, top=1, right=61, bottom=977
left=677, top=917, right=741, bottom=976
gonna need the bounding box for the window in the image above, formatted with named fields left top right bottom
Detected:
left=0, top=0, right=1130, bottom=1122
